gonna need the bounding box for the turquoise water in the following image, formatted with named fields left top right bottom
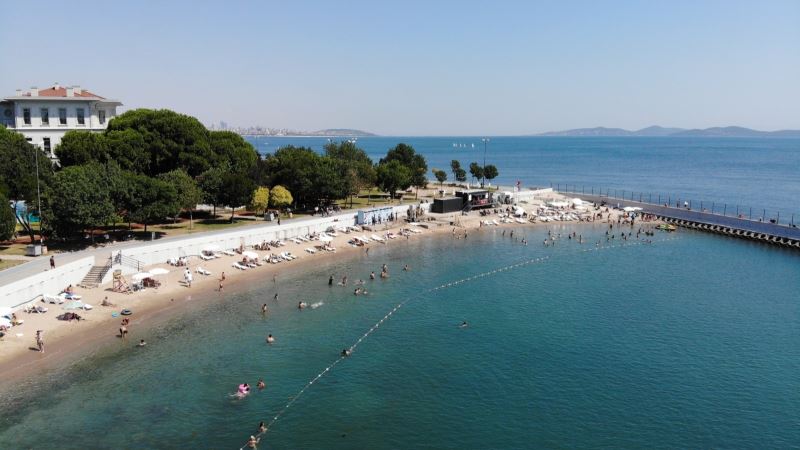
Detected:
left=1, top=226, right=799, bottom=449
left=246, top=136, right=800, bottom=219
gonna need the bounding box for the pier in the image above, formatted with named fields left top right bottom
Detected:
left=553, top=187, right=800, bottom=250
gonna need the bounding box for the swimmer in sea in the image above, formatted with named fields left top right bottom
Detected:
left=266, top=334, right=275, bottom=344
left=258, top=421, right=267, bottom=432
left=138, top=339, right=146, bottom=347
left=341, top=348, right=351, bottom=357
left=298, top=301, right=306, bottom=309
left=261, top=303, right=268, bottom=315
left=257, top=379, right=266, bottom=390
left=370, top=271, right=376, bottom=280
left=328, top=275, right=334, bottom=286
left=247, top=435, right=259, bottom=448
left=273, top=293, right=279, bottom=302
left=403, top=264, right=409, bottom=271
left=459, top=321, right=468, bottom=328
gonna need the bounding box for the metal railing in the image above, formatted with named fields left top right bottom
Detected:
left=551, top=183, right=798, bottom=228
left=114, top=252, right=144, bottom=272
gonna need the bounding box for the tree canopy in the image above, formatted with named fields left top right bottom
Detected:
left=45, top=163, right=114, bottom=238
left=380, top=143, right=427, bottom=193
left=483, top=164, right=499, bottom=183
left=269, top=185, right=293, bottom=209
left=376, top=160, right=412, bottom=199
left=325, top=140, right=375, bottom=207
left=433, top=169, right=447, bottom=187
left=250, top=186, right=270, bottom=216
left=0, top=192, right=15, bottom=241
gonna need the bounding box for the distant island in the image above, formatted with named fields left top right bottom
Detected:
left=229, top=126, right=377, bottom=137
left=535, top=125, right=800, bottom=138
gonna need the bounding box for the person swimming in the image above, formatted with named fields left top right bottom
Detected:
left=261, top=303, right=268, bottom=315
left=266, top=334, right=275, bottom=344
left=298, top=301, right=307, bottom=309
left=257, top=379, right=266, bottom=390
left=341, top=348, right=351, bottom=357
left=137, top=339, right=147, bottom=347
left=370, top=271, right=376, bottom=280
left=403, top=264, right=409, bottom=271
left=258, top=421, right=267, bottom=432
left=247, top=435, right=259, bottom=448
left=328, top=275, right=334, bottom=286
left=459, top=321, right=468, bottom=328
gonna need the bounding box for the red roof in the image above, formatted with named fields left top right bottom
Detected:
left=24, top=86, right=104, bottom=99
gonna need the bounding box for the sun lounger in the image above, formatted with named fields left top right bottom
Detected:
left=223, top=250, right=236, bottom=256
left=305, top=247, right=317, bottom=254
left=199, top=254, right=215, bottom=261
left=291, top=238, right=302, bottom=244
left=232, top=262, right=248, bottom=270
left=246, top=262, right=258, bottom=268
left=196, top=267, right=212, bottom=276
left=370, top=234, right=385, bottom=242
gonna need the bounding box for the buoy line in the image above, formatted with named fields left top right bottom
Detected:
left=238, top=236, right=679, bottom=448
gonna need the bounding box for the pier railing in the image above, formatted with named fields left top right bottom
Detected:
left=551, top=183, right=798, bottom=229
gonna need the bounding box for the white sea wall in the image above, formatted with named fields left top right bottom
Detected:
left=0, top=256, right=95, bottom=309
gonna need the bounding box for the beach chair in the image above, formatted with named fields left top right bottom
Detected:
left=232, top=262, right=248, bottom=270
left=223, top=250, right=236, bottom=256
left=199, top=254, right=214, bottom=261
left=305, top=247, right=316, bottom=254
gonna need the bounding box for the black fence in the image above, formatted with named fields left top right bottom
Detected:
left=552, top=183, right=798, bottom=228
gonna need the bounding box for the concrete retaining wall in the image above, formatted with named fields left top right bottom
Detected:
left=0, top=256, right=95, bottom=310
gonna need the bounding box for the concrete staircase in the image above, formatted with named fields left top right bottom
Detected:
left=79, top=261, right=112, bottom=289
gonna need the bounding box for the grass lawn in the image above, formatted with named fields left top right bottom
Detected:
left=0, top=259, right=25, bottom=270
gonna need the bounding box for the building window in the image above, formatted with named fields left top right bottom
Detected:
left=59, top=108, right=67, bottom=125
left=23, top=108, right=31, bottom=125
left=77, top=108, right=85, bottom=125
left=41, top=108, right=49, bottom=125
left=99, top=110, right=106, bottom=124
left=43, top=138, right=51, bottom=154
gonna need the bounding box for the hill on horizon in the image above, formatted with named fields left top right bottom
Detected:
left=535, top=125, right=800, bottom=137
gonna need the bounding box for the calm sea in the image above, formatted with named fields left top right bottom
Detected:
left=245, top=136, right=800, bottom=220
left=1, top=225, right=799, bottom=449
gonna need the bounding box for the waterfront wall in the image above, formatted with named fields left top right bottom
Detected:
left=101, top=203, right=427, bottom=284
left=0, top=256, right=95, bottom=309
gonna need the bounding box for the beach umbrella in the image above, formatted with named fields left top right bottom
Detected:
left=132, top=272, right=152, bottom=281
left=0, top=306, right=13, bottom=318
left=150, top=268, right=169, bottom=276
left=0, top=317, right=11, bottom=328
left=242, top=251, right=259, bottom=259
left=623, top=206, right=636, bottom=212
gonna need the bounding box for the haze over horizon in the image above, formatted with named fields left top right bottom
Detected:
left=1, top=0, right=798, bottom=136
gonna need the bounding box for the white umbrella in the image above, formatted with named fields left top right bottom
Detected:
left=132, top=272, right=152, bottom=281
left=202, top=244, right=220, bottom=252
left=150, top=268, right=169, bottom=276
left=0, top=317, right=11, bottom=328
left=623, top=206, right=637, bottom=212
left=318, top=234, right=333, bottom=243
left=242, top=251, right=259, bottom=259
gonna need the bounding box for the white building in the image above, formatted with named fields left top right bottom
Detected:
left=1, top=83, right=122, bottom=157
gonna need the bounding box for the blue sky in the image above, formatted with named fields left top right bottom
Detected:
left=1, top=0, right=798, bottom=135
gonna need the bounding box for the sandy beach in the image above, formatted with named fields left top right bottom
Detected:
left=0, top=203, right=642, bottom=390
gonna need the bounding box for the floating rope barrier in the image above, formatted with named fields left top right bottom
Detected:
left=238, top=236, right=679, bottom=449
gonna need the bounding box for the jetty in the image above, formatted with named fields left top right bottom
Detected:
left=554, top=187, right=800, bottom=250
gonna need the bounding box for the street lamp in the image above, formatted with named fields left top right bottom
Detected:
left=481, top=138, right=489, bottom=187
left=34, top=146, right=43, bottom=245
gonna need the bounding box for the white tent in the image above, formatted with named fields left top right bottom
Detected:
left=132, top=272, right=152, bottom=281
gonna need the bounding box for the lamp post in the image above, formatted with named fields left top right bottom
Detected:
left=34, top=146, right=43, bottom=246
left=481, top=138, right=489, bottom=188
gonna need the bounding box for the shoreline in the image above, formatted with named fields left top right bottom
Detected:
left=0, top=205, right=641, bottom=391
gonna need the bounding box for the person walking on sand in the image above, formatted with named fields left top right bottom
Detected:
left=49, top=256, right=55, bottom=270
left=36, top=330, right=44, bottom=353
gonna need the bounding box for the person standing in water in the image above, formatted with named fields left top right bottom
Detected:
left=328, top=275, right=334, bottom=286
left=266, top=334, right=275, bottom=344
left=261, top=304, right=268, bottom=315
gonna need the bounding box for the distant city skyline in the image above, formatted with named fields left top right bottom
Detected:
left=1, top=0, right=798, bottom=136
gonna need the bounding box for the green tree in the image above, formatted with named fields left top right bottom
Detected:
left=210, top=131, right=259, bottom=173
left=55, top=131, right=110, bottom=167
left=376, top=160, right=412, bottom=200
left=263, top=146, right=321, bottom=207
left=483, top=164, right=499, bottom=185
left=45, top=164, right=114, bottom=239
left=107, top=109, right=216, bottom=176
left=0, top=192, right=15, bottom=241
left=0, top=126, right=54, bottom=242
left=455, top=167, right=467, bottom=183
left=105, top=128, right=150, bottom=173
left=127, top=174, right=180, bottom=232
left=250, top=186, right=270, bottom=216
left=469, top=162, right=483, bottom=186
left=325, top=140, right=375, bottom=207
left=380, top=143, right=427, bottom=198
left=450, top=160, right=462, bottom=182
left=433, top=169, right=447, bottom=188
left=198, top=166, right=227, bottom=218
left=269, top=185, right=293, bottom=211
left=218, top=173, right=256, bottom=222
left=158, top=169, right=203, bottom=228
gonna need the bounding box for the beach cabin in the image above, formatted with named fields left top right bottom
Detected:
left=455, top=189, right=494, bottom=211
left=357, top=206, right=394, bottom=226
left=431, top=197, right=463, bottom=213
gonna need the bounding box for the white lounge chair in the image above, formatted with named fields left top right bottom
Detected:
left=43, top=294, right=64, bottom=304
left=305, top=247, right=317, bottom=254
left=232, top=262, right=248, bottom=270
left=223, top=250, right=236, bottom=256
left=199, top=254, right=215, bottom=261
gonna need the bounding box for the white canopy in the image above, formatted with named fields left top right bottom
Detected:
left=514, top=206, right=525, bottom=216
left=150, top=268, right=170, bottom=276
left=242, top=251, right=259, bottom=259
left=132, top=272, right=152, bottom=281
left=623, top=206, right=643, bottom=212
